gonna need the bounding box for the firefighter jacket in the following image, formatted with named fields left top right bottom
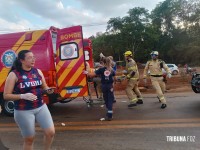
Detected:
left=143, top=59, right=171, bottom=78
left=125, top=58, right=139, bottom=79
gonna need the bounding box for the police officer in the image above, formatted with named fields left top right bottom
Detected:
left=143, top=51, right=171, bottom=109
left=124, top=50, right=143, bottom=108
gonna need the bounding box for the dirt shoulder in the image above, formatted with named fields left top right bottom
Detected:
left=114, top=68, right=194, bottom=95
left=90, top=67, right=199, bottom=96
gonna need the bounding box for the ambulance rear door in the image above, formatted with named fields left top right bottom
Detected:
left=55, top=26, right=88, bottom=98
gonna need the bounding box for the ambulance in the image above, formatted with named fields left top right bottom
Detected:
left=83, top=38, right=94, bottom=68
left=0, top=26, right=93, bottom=116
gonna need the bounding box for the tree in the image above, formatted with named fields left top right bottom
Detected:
left=91, top=0, right=200, bottom=65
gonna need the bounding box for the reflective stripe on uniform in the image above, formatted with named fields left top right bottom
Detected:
left=159, top=96, right=166, bottom=104
left=107, top=110, right=113, bottom=114
left=159, top=96, right=165, bottom=101
left=128, top=66, right=136, bottom=71
left=130, top=98, right=137, bottom=103
left=129, top=77, right=138, bottom=80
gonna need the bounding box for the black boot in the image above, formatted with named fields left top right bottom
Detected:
left=161, top=104, right=167, bottom=109
left=128, top=103, right=137, bottom=108
left=137, top=99, right=143, bottom=104
left=106, top=112, right=113, bottom=121
left=105, top=117, right=112, bottom=121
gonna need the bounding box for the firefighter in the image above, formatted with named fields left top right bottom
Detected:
left=143, top=51, right=171, bottom=109
left=124, top=50, right=143, bottom=108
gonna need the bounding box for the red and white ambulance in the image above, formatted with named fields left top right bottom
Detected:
left=0, top=26, right=93, bottom=116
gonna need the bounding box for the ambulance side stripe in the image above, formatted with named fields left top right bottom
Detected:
left=0, top=33, right=26, bottom=88
left=16, top=31, right=46, bottom=53
left=62, top=61, right=84, bottom=86
left=69, top=73, right=88, bottom=97
left=62, top=64, right=88, bottom=97
left=59, top=55, right=84, bottom=88
left=57, top=59, right=78, bottom=87
left=0, top=31, right=46, bottom=89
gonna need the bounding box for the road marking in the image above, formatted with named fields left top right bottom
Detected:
left=1, top=118, right=200, bottom=131
left=55, top=123, right=200, bottom=131
left=2, top=118, right=200, bottom=127
left=1, top=123, right=200, bottom=132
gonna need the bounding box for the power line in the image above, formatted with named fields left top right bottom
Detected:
left=82, top=23, right=107, bottom=27
left=0, top=22, right=108, bottom=34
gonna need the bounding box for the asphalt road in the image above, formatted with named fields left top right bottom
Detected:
left=0, top=92, right=200, bottom=150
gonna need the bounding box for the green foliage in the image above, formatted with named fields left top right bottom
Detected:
left=91, top=0, right=200, bottom=66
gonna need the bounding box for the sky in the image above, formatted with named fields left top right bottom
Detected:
left=0, top=0, right=165, bottom=38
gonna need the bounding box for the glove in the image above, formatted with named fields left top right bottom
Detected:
left=99, top=53, right=105, bottom=58
left=126, top=74, right=130, bottom=79
left=20, top=93, right=37, bottom=101
left=83, top=70, right=88, bottom=75
left=167, top=73, right=172, bottom=78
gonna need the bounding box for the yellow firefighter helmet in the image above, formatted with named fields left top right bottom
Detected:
left=124, top=50, right=133, bottom=56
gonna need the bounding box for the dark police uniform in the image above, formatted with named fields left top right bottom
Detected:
left=95, top=67, right=115, bottom=120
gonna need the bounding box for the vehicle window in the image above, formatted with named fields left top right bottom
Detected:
left=84, top=50, right=89, bottom=61
left=51, top=32, right=57, bottom=54
left=167, top=65, right=173, bottom=68
left=94, top=62, right=100, bottom=68
left=60, top=42, right=79, bottom=60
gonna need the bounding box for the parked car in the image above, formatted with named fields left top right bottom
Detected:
left=94, top=62, right=101, bottom=68
left=162, top=64, right=179, bottom=75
